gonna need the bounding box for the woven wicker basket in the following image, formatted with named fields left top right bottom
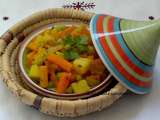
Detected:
left=0, top=8, right=127, bottom=117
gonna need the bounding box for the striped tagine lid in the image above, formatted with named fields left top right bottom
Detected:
left=90, top=14, right=160, bottom=94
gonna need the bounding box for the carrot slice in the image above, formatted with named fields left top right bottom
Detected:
left=57, top=72, right=71, bottom=93
left=27, top=51, right=36, bottom=66
left=59, top=26, right=76, bottom=38
left=71, top=30, right=80, bottom=37
left=45, top=61, right=58, bottom=86
left=39, top=66, right=48, bottom=88
left=81, top=27, right=90, bottom=36
left=50, top=72, right=58, bottom=86
left=47, top=54, right=73, bottom=72
left=27, top=41, right=37, bottom=51
left=71, top=25, right=89, bottom=37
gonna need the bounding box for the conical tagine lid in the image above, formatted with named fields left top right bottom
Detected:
left=90, top=14, right=160, bottom=94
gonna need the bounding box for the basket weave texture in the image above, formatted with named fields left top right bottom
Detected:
left=0, top=8, right=127, bottom=117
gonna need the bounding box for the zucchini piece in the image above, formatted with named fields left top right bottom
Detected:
left=71, top=80, right=90, bottom=94
left=39, top=66, right=48, bottom=88
left=33, top=48, right=47, bottom=65
left=86, top=76, right=100, bottom=88
left=66, top=86, right=73, bottom=94
left=29, top=65, right=40, bottom=79
left=73, top=57, right=92, bottom=74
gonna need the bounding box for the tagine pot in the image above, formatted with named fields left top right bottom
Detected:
left=0, top=8, right=160, bottom=117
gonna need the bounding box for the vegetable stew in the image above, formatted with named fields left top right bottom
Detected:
left=23, top=24, right=108, bottom=94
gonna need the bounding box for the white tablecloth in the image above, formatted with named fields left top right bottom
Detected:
left=0, top=0, right=160, bottom=120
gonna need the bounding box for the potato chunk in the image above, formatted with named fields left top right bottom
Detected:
left=29, top=65, right=40, bottom=79
left=71, top=80, right=90, bottom=93
left=73, top=57, right=91, bottom=74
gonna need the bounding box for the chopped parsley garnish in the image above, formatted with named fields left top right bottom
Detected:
left=76, top=36, right=88, bottom=45
left=63, top=50, right=80, bottom=60
left=63, top=35, right=89, bottom=56
left=64, top=36, right=75, bottom=46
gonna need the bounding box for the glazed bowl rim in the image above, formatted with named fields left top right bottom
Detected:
left=18, top=22, right=112, bottom=99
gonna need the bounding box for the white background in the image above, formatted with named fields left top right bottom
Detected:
left=0, top=0, right=160, bottom=120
